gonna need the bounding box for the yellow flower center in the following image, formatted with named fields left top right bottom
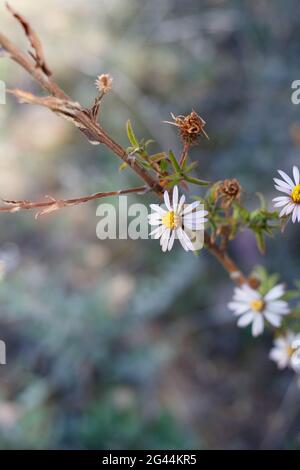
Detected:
left=162, top=211, right=180, bottom=230
left=291, top=184, right=300, bottom=203
left=250, top=299, right=265, bottom=312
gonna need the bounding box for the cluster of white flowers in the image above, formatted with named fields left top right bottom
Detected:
left=226, top=165, right=300, bottom=373
left=228, top=283, right=300, bottom=373
left=150, top=172, right=300, bottom=375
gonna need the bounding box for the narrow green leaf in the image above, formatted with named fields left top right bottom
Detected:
left=183, top=161, right=199, bottom=174
left=145, top=139, right=155, bottom=148
left=160, top=159, right=168, bottom=172
left=168, top=150, right=181, bottom=173
left=126, top=120, right=139, bottom=147
left=149, top=152, right=167, bottom=163
left=255, top=231, right=266, bottom=254
left=183, top=175, right=210, bottom=186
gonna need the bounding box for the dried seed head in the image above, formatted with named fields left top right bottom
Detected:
left=165, top=110, right=208, bottom=144
left=216, top=178, right=242, bottom=208
left=95, top=74, right=113, bottom=93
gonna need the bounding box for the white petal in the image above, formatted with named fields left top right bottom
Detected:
left=160, top=229, right=171, bottom=252
left=292, top=335, right=300, bottom=349
left=150, top=204, right=166, bottom=215
left=179, top=227, right=194, bottom=251
left=252, top=315, right=264, bottom=337
left=241, top=284, right=261, bottom=299
left=267, top=300, right=290, bottom=315
left=228, top=301, right=251, bottom=315
left=269, top=347, right=289, bottom=369
left=177, top=228, right=189, bottom=251
left=149, top=225, right=165, bottom=239
left=233, top=286, right=258, bottom=303
left=264, top=284, right=285, bottom=301
left=163, top=191, right=172, bottom=211
left=148, top=212, right=161, bottom=221
left=291, top=350, right=300, bottom=371
left=273, top=196, right=291, bottom=202
left=168, top=230, right=175, bottom=251
left=148, top=215, right=163, bottom=226
left=184, top=210, right=208, bottom=222
left=184, top=221, right=205, bottom=231
left=293, top=165, right=300, bottom=185
left=264, top=311, right=282, bottom=327
left=274, top=178, right=293, bottom=190
left=177, top=227, right=194, bottom=251
left=275, top=185, right=292, bottom=195
left=273, top=199, right=290, bottom=208
left=177, top=195, right=186, bottom=214
left=237, top=312, right=254, bottom=327
left=278, top=170, right=295, bottom=188
left=292, top=206, right=298, bottom=223
left=279, top=202, right=295, bottom=217
left=172, top=186, right=178, bottom=212
left=181, top=201, right=200, bottom=215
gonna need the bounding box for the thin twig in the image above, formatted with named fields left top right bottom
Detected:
left=6, top=3, right=52, bottom=76
left=0, top=186, right=147, bottom=219
left=179, top=142, right=189, bottom=167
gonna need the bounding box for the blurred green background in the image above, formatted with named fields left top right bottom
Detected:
left=0, top=0, right=300, bottom=450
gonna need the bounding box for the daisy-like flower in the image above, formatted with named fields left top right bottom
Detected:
left=269, top=332, right=300, bottom=371
left=273, top=166, right=300, bottom=223
left=228, top=284, right=290, bottom=337
left=148, top=186, right=208, bottom=252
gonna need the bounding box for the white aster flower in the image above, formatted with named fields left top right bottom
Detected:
left=273, top=166, right=300, bottom=223
left=290, top=336, right=300, bottom=373
left=228, top=284, right=290, bottom=337
left=269, top=332, right=300, bottom=371
left=148, top=185, right=208, bottom=252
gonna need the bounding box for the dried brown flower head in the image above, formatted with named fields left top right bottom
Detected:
left=165, top=110, right=208, bottom=144
left=95, top=73, right=113, bottom=94
left=216, top=178, right=242, bottom=208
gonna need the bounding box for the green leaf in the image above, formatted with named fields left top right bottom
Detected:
left=160, top=159, right=168, bottom=172
left=145, top=139, right=155, bottom=148
left=149, top=152, right=167, bottom=163
left=126, top=120, right=139, bottom=148
left=255, top=230, right=266, bottom=254
left=183, top=161, right=199, bottom=174
left=168, top=150, right=181, bottom=173
left=183, top=175, right=210, bottom=186
left=256, top=192, right=267, bottom=210
left=119, top=162, right=128, bottom=171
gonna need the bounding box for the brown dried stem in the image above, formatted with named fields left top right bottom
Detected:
left=0, top=186, right=147, bottom=219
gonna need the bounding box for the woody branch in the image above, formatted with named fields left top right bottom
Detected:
left=0, top=3, right=248, bottom=286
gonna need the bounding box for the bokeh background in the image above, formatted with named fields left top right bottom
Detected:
left=0, top=0, right=300, bottom=450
